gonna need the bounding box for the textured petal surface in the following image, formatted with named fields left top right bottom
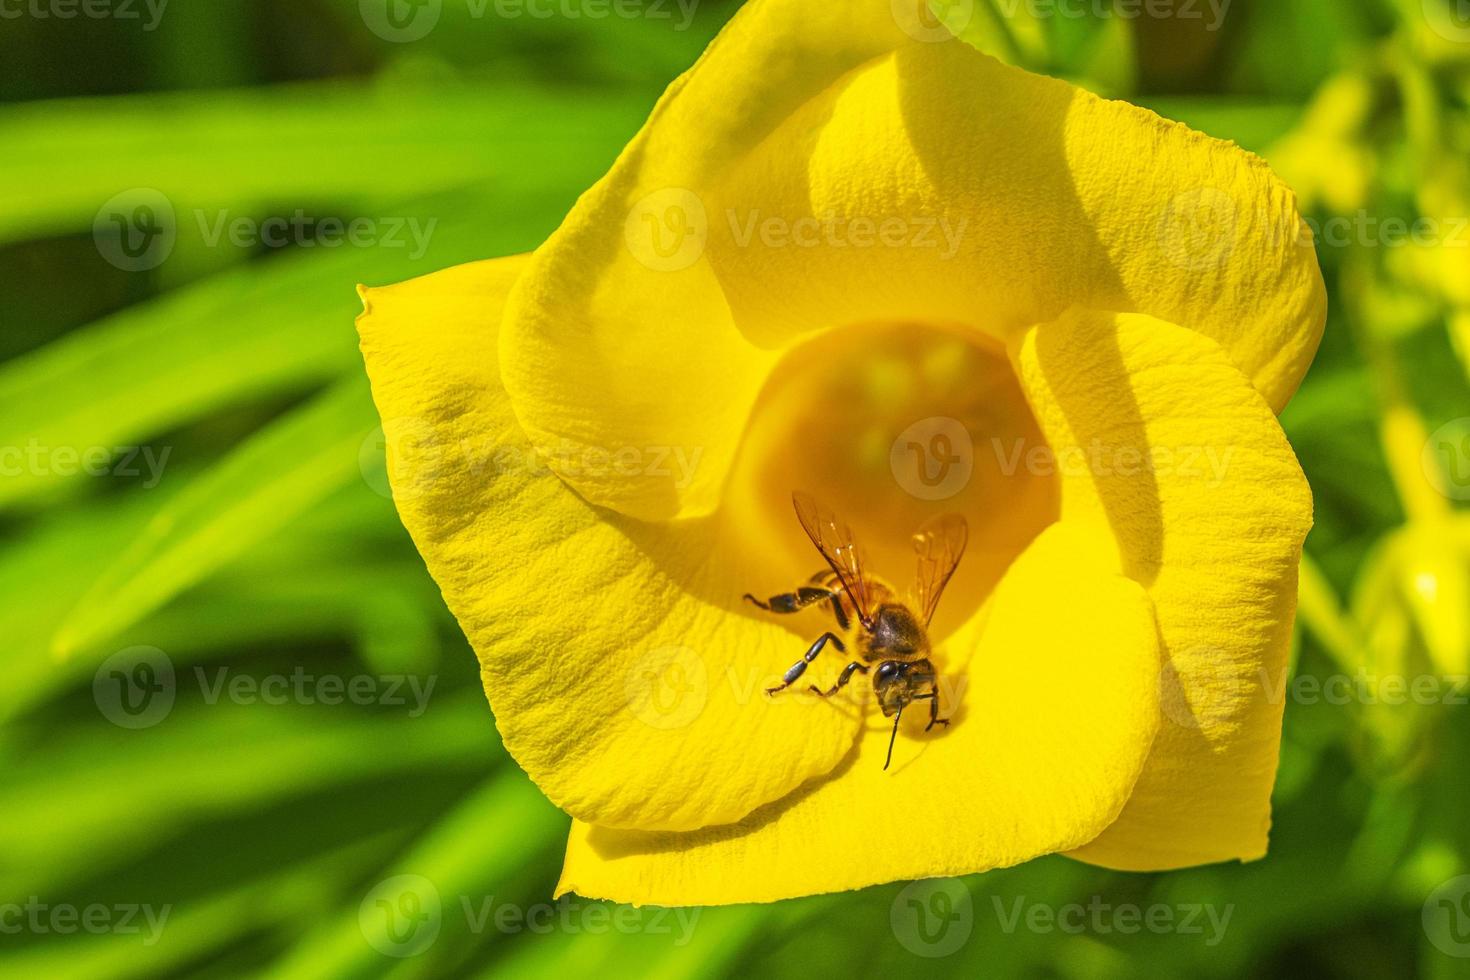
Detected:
left=501, top=0, right=1325, bottom=522
left=557, top=523, right=1160, bottom=906
left=1011, top=309, right=1314, bottom=869
left=357, top=259, right=861, bottom=832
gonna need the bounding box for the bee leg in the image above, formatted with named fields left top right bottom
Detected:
left=765, top=631, right=846, bottom=696
left=745, top=579, right=851, bottom=630
left=808, top=661, right=868, bottom=697
left=747, top=587, right=833, bottom=613
left=825, top=595, right=850, bottom=630
left=917, top=692, right=950, bottom=732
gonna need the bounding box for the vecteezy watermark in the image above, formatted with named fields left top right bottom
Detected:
left=1159, top=660, right=1470, bottom=732
left=460, top=894, right=698, bottom=943
left=1160, top=186, right=1470, bottom=271
left=1160, top=187, right=1239, bottom=272
left=358, top=875, right=699, bottom=958
left=93, top=647, right=437, bottom=729
left=94, top=188, right=176, bottom=272
left=724, top=210, right=968, bottom=260
left=94, top=647, right=176, bottom=730
left=0, top=898, right=171, bottom=946
left=991, top=896, right=1234, bottom=945
left=0, top=440, right=171, bottom=488
left=623, top=188, right=968, bottom=272
left=1305, top=212, right=1470, bottom=250
left=1422, top=0, right=1470, bottom=44
left=624, top=187, right=708, bottom=273
left=992, top=437, right=1236, bottom=486
left=358, top=0, right=699, bottom=43
left=891, top=0, right=974, bottom=43
left=891, top=879, right=974, bottom=958
left=0, top=0, right=168, bottom=30
left=193, top=209, right=437, bottom=261
left=1423, top=417, right=1470, bottom=501
left=993, top=0, right=1233, bottom=31
left=1272, top=671, right=1469, bottom=708
left=891, top=417, right=975, bottom=502
left=360, top=419, right=705, bottom=501
left=891, top=882, right=1231, bottom=957
left=93, top=189, right=437, bottom=272
left=1158, top=648, right=1238, bottom=731
left=624, top=645, right=708, bottom=730
left=194, top=667, right=436, bottom=716
left=361, top=875, right=442, bottom=958
left=890, top=419, right=1239, bottom=499
left=1424, top=875, right=1470, bottom=958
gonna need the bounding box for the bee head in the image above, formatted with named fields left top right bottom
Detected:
left=872, top=660, right=913, bottom=717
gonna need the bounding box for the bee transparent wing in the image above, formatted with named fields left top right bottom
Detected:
left=792, top=491, right=874, bottom=627
left=912, top=512, right=968, bottom=627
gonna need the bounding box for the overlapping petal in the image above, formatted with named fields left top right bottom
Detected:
left=1011, top=308, right=1314, bottom=869
left=357, top=259, right=862, bottom=832
left=500, top=0, right=1326, bottom=522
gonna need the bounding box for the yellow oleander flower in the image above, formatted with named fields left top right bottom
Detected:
left=356, top=0, right=1325, bottom=906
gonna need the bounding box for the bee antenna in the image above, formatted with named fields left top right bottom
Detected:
left=884, top=708, right=903, bottom=771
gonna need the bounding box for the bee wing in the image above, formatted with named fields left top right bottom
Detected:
left=912, top=512, right=968, bottom=627
left=792, top=491, right=874, bottom=627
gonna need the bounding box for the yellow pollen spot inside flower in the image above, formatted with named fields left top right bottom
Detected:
left=722, top=321, right=1058, bottom=641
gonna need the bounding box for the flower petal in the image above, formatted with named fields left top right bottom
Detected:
left=556, top=523, right=1160, bottom=906
left=501, top=0, right=1325, bottom=521
left=357, top=259, right=862, bottom=832
left=1011, top=308, right=1313, bottom=869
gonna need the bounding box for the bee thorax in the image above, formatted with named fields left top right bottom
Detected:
left=860, top=603, right=928, bottom=661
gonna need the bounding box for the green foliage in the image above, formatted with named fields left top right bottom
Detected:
left=1, top=1, right=1467, bottom=977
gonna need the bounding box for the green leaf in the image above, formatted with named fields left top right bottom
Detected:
left=269, top=774, right=566, bottom=980
left=0, top=695, right=499, bottom=899
left=0, top=83, right=645, bottom=243
left=0, top=182, right=581, bottom=513
left=51, top=378, right=378, bottom=658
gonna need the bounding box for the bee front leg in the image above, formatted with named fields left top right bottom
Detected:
left=809, top=661, right=868, bottom=697
left=766, top=632, right=846, bottom=696
left=917, top=692, right=950, bottom=732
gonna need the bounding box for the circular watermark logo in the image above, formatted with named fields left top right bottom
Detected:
left=891, top=0, right=973, bottom=42
left=1423, top=0, right=1470, bottom=43
left=1422, top=417, right=1470, bottom=501
left=1159, top=187, right=1239, bottom=272
left=1158, top=648, right=1245, bottom=731
left=891, top=878, right=973, bottom=957
left=1423, top=875, right=1470, bottom=958
left=94, top=646, right=176, bottom=729
left=624, top=188, right=707, bottom=272
left=360, top=0, right=442, bottom=42
left=94, top=188, right=176, bottom=272
left=890, top=417, right=974, bottom=501
left=362, top=417, right=448, bottom=502
left=624, top=645, right=708, bottom=730
left=360, top=874, right=442, bottom=958
left=359, top=424, right=395, bottom=500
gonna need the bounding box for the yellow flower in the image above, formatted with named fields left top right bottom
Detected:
left=356, top=1, right=1325, bottom=905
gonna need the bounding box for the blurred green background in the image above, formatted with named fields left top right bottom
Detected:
left=3, top=0, right=1470, bottom=976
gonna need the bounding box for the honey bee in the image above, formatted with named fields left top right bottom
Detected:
left=744, top=492, right=969, bottom=769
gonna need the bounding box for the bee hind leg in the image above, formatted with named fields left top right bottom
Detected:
left=743, top=583, right=849, bottom=630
